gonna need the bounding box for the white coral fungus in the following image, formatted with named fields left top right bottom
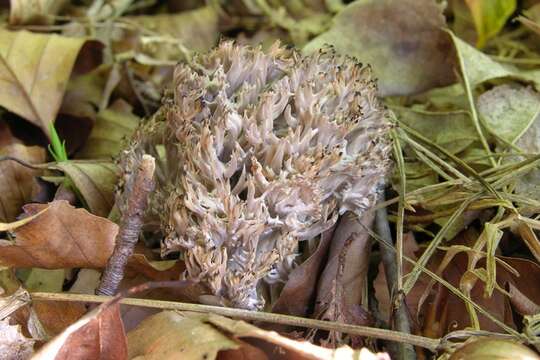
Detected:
left=129, top=42, right=392, bottom=310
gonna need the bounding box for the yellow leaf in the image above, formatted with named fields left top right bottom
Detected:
left=9, top=0, right=68, bottom=25
left=0, top=30, right=98, bottom=137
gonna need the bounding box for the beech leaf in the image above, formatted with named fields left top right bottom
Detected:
left=0, top=200, right=118, bottom=268
left=33, top=301, right=127, bottom=360
left=77, top=103, right=140, bottom=159
left=0, top=134, right=45, bottom=222
left=304, top=0, right=456, bottom=96
left=0, top=29, right=99, bottom=137
left=53, top=161, right=118, bottom=217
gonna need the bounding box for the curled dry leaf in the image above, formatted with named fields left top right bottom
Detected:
left=128, top=311, right=390, bottom=360
left=0, top=29, right=101, bottom=138
left=304, top=0, right=456, bottom=96
left=0, top=200, right=117, bottom=269
left=314, top=212, right=375, bottom=337
left=32, top=301, right=127, bottom=360
left=52, top=162, right=118, bottom=217
left=0, top=123, right=45, bottom=222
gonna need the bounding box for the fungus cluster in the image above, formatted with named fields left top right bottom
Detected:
left=121, top=42, right=392, bottom=310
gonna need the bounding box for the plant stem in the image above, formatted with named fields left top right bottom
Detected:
left=29, top=291, right=441, bottom=351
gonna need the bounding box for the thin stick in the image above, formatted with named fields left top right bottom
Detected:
left=29, top=291, right=441, bottom=351
left=377, top=204, right=416, bottom=360
left=96, top=154, right=156, bottom=296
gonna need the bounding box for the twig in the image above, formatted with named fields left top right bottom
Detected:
left=376, top=204, right=416, bottom=360
left=97, top=154, right=156, bottom=296
left=29, top=291, right=441, bottom=351
left=0, top=156, right=45, bottom=170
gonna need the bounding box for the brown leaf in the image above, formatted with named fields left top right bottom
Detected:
left=0, top=122, right=45, bottom=222
left=374, top=232, right=430, bottom=325
left=0, top=200, right=118, bottom=268
left=33, top=301, right=127, bottom=360
left=272, top=227, right=334, bottom=317
left=304, top=0, right=456, bottom=96
left=314, top=212, right=375, bottom=336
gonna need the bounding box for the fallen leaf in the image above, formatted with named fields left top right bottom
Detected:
left=127, top=311, right=240, bottom=360
left=448, top=338, right=539, bottom=360
left=9, top=0, right=68, bottom=25
left=0, top=319, right=34, bottom=359
left=129, top=311, right=390, bottom=360
left=512, top=107, right=540, bottom=206
left=272, top=228, right=334, bottom=317
left=0, top=200, right=117, bottom=268
left=392, top=106, right=478, bottom=154
left=52, top=161, right=118, bottom=217
left=22, top=268, right=65, bottom=292
left=464, top=0, right=517, bottom=47
left=121, top=6, right=220, bottom=64
left=447, top=30, right=540, bottom=88
left=0, top=29, right=101, bottom=137
left=205, top=312, right=390, bottom=360
left=33, top=301, right=127, bottom=360
left=304, top=0, right=456, bottom=96
left=477, top=84, right=540, bottom=144
left=77, top=102, right=140, bottom=159
left=0, top=131, right=45, bottom=222
left=314, top=212, right=374, bottom=342
left=0, top=287, right=31, bottom=320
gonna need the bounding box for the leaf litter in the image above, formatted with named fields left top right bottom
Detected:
left=0, top=0, right=539, bottom=359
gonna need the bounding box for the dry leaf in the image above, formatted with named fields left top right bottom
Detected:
left=33, top=301, right=127, bottom=360
left=0, top=319, right=34, bottom=360
left=0, top=200, right=117, bottom=268
left=129, top=311, right=390, bottom=360
left=272, top=228, right=334, bottom=317
left=314, top=212, right=375, bottom=336
left=0, top=129, right=45, bottom=222
left=0, top=29, right=100, bottom=137
left=127, top=311, right=240, bottom=360
left=52, top=162, right=118, bottom=217
left=77, top=101, right=139, bottom=160
left=304, top=0, right=456, bottom=96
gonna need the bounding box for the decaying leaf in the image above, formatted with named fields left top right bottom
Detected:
left=52, top=161, right=118, bottom=217
left=0, top=124, right=45, bottom=222
left=129, top=311, right=390, bottom=360
left=0, top=319, right=34, bottom=360
left=0, top=29, right=101, bottom=137
left=477, top=84, right=540, bottom=144
left=120, top=6, right=220, bottom=64
left=33, top=301, right=127, bottom=360
left=314, top=212, right=374, bottom=340
left=127, top=311, right=240, bottom=360
left=77, top=102, right=140, bottom=159
left=0, top=200, right=117, bottom=268
left=304, top=0, right=456, bottom=96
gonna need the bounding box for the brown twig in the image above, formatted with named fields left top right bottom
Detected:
left=96, top=154, right=156, bottom=296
